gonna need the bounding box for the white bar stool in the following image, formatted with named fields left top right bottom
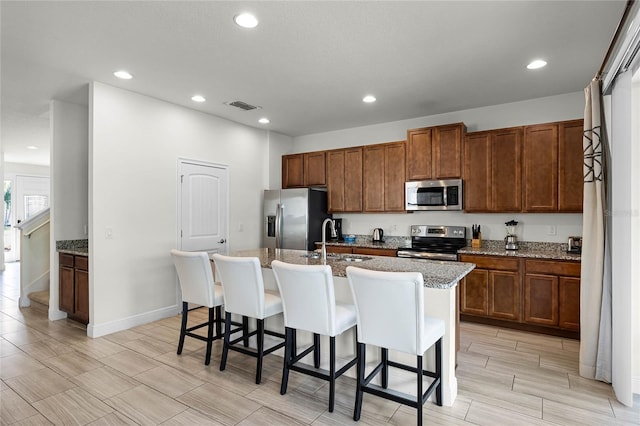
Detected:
left=170, top=249, right=224, bottom=365
left=271, top=260, right=357, bottom=412
left=346, top=266, right=444, bottom=426
left=212, top=254, right=285, bottom=384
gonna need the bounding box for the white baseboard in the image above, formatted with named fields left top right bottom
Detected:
left=87, top=304, right=180, bottom=338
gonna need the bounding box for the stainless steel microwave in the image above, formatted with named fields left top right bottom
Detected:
left=405, top=179, right=463, bottom=211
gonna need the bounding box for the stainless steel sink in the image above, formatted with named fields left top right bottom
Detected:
left=300, top=252, right=321, bottom=259
left=338, top=255, right=372, bottom=262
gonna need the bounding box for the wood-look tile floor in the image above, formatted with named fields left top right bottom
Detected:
left=1, top=262, right=638, bottom=425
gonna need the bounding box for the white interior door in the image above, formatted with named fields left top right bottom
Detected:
left=179, top=161, right=228, bottom=254
left=11, top=175, right=50, bottom=261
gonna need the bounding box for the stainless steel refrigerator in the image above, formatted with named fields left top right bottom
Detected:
left=263, top=188, right=330, bottom=251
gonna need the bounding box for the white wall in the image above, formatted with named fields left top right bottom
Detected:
left=89, top=82, right=269, bottom=337
left=291, top=92, right=584, bottom=242
left=50, top=99, right=89, bottom=321
left=4, top=162, right=50, bottom=176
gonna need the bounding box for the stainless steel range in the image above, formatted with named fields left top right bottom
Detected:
left=397, top=225, right=466, bottom=261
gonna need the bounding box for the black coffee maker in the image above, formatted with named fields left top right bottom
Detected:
left=329, top=218, right=343, bottom=241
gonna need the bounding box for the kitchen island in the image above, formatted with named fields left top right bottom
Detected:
left=217, top=248, right=475, bottom=406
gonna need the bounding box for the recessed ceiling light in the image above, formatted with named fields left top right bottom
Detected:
left=113, top=70, right=133, bottom=79
left=191, top=95, right=206, bottom=103
left=527, top=59, right=547, bottom=70
left=362, top=95, right=376, bottom=103
left=234, top=13, right=258, bottom=28
left=26, top=145, right=38, bottom=150
left=258, top=118, right=270, bottom=124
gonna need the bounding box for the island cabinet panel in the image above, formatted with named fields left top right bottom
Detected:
left=59, top=253, right=89, bottom=325
left=407, top=123, right=465, bottom=180
left=558, top=120, right=585, bottom=212
left=363, top=141, right=406, bottom=212
left=523, top=124, right=559, bottom=212
left=282, top=154, right=304, bottom=188
left=303, top=151, right=326, bottom=187
left=463, top=127, right=522, bottom=212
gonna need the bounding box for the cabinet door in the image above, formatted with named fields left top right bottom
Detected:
left=363, top=145, right=385, bottom=212
left=463, top=132, right=492, bottom=212
left=352, top=247, right=397, bottom=257
left=558, top=120, right=584, bottom=212
left=282, top=154, right=304, bottom=188
left=304, top=151, right=326, bottom=187
left=524, top=274, right=558, bottom=326
left=492, top=127, right=523, bottom=211
left=406, top=127, right=433, bottom=180
left=344, top=147, right=363, bottom=212
left=460, top=269, right=488, bottom=315
left=384, top=142, right=406, bottom=211
left=559, top=277, right=580, bottom=331
left=523, top=124, right=558, bottom=211
left=59, top=265, right=75, bottom=314
left=74, top=269, right=89, bottom=324
left=326, top=150, right=345, bottom=212
left=433, top=123, right=464, bottom=179
left=489, top=271, right=520, bottom=321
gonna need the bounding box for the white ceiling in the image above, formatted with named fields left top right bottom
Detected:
left=1, top=1, right=627, bottom=166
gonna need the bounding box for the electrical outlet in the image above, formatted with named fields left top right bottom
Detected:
left=547, top=225, right=557, bottom=236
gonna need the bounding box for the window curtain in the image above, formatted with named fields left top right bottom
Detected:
left=580, top=79, right=612, bottom=383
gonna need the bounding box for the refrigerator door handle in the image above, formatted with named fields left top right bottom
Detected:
left=275, top=203, right=282, bottom=248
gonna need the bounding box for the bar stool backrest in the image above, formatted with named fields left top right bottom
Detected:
left=212, top=254, right=266, bottom=318
left=171, top=249, right=217, bottom=308
left=271, top=260, right=336, bottom=336
left=346, top=266, right=425, bottom=355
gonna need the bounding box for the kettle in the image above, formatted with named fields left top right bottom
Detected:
left=372, top=228, right=384, bottom=242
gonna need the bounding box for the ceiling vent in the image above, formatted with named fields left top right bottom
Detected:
left=224, top=100, right=261, bottom=111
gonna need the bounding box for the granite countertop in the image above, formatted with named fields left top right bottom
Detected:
left=220, top=248, right=475, bottom=289
left=457, top=246, right=581, bottom=261
left=56, top=239, right=89, bottom=256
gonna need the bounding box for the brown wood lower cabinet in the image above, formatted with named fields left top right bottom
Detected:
left=459, top=254, right=580, bottom=337
left=59, top=252, right=89, bottom=324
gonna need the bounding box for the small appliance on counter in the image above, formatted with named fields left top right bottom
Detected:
left=567, top=236, right=582, bottom=254
left=372, top=228, right=384, bottom=243
left=504, top=220, right=519, bottom=250
left=329, top=218, right=343, bottom=241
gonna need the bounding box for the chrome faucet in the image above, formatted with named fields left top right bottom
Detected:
left=321, top=218, right=335, bottom=264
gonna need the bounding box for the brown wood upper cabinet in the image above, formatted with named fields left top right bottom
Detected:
left=282, top=151, right=326, bottom=188
left=363, top=141, right=406, bottom=212
left=464, top=127, right=523, bottom=212
left=406, top=123, right=465, bottom=180
left=523, top=120, right=583, bottom=212
left=326, top=147, right=363, bottom=212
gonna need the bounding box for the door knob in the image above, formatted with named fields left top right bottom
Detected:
left=218, top=239, right=226, bottom=244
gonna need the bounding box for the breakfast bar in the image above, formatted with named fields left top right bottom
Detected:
left=218, top=248, right=475, bottom=406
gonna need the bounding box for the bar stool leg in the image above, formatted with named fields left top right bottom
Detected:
left=220, top=312, right=232, bottom=371
left=417, top=354, right=423, bottom=426
left=329, top=336, right=336, bottom=412
left=242, top=316, right=250, bottom=347
left=436, top=338, right=443, bottom=406
left=255, top=319, right=265, bottom=384
left=177, top=302, right=188, bottom=355
left=215, top=305, right=223, bottom=338
left=205, top=307, right=215, bottom=365
left=314, top=333, right=321, bottom=368
left=353, top=342, right=365, bottom=421
left=281, top=327, right=292, bottom=395
left=381, top=347, right=389, bottom=389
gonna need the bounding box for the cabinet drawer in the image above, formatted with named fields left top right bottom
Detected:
left=525, top=260, right=580, bottom=277
left=459, top=255, right=519, bottom=271
left=60, top=253, right=74, bottom=267
left=353, top=247, right=397, bottom=257
left=74, top=255, right=89, bottom=271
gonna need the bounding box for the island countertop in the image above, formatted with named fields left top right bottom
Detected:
left=222, top=248, right=475, bottom=290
